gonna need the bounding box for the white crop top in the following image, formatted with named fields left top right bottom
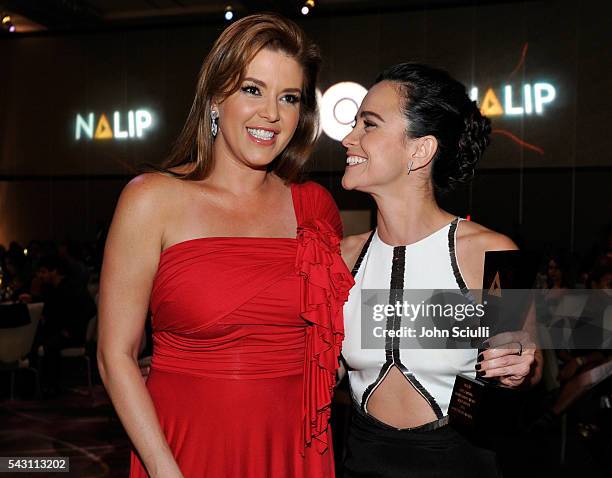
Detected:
left=342, top=218, right=478, bottom=419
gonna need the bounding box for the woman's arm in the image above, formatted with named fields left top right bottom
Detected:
left=97, top=175, right=183, bottom=478
left=457, top=223, right=537, bottom=388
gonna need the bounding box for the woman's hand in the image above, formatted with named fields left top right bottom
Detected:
left=475, top=331, right=536, bottom=388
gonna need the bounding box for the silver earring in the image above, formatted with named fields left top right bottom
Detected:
left=407, top=160, right=414, bottom=175
left=211, top=110, right=219, bottom=138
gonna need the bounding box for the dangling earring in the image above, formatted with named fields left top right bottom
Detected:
left=407, top=160, right=414, bottom=175
left=211, top=109, right=219, bottom=138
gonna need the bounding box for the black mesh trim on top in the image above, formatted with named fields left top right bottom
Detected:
left=390, top=246, right=444, bottom=419
left=448, top=218, right=477, bottom=304
left=360, top=243, right=444, bottom=420
left=396, top=362, right=444, bottom=419
left=389, top=246, right=406, bottom=365
left=351, top=230, right=375, bottom=277
left=360, top=360, right=393, bottom=411
left=361, top=246, right=406, bottom=412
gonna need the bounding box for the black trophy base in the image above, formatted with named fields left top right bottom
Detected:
left=448, top=374, right=525, bottom=450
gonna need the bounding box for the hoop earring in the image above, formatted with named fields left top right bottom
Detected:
left=211, top=110, right=219, bottom=138
left=407, top=160, right=414, bottom=175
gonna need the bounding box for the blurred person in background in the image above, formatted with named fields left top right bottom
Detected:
left=58, top=240, right=90, bottom=291
left=27, top=255, right=97, bottom=396
left=0, top=244, right=30, bottom=301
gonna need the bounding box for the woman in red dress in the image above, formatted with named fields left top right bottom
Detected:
left=97, top=14, right=353, bottom=478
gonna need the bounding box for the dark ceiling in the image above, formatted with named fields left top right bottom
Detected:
left=0, top=0, right=529, bottom=33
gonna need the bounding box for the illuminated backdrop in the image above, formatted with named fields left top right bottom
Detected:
left=0, top=0, right=610, bottom=251
left=1, top=1, right=609, bottom=175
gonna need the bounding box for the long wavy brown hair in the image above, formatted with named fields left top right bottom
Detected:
left=160, top=13, right=321, bottom=182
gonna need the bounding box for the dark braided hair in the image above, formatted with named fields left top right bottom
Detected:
left=375, top=63, right=491, bottom=194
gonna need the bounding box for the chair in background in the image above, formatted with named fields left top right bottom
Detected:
left=0, top=303, right=43, bottom=399
left=37, top=315, right=98, bottom=396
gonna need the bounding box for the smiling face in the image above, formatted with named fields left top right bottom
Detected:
left=341, top=81, right=415, bottom=193
left=214, top=48, right=304, bottom=170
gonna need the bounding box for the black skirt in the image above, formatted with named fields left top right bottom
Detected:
left=343, top=406, right=502, bottom=478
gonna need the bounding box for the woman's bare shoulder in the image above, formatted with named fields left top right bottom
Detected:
left=341, top=231, right=373, bottom=270
left=454, top=220, right=518, bottom=289
left=342, top=231, right=373, bottom=250
left=120, top=172, right=180, bottom=210
left=112, top=172, right=184, bottom=243
left=457, top=220, right=518, bottom=253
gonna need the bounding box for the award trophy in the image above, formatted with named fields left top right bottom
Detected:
left=448, top=250, right=539, bottom=448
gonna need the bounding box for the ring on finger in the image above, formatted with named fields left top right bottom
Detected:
left=514, top=341, right=523, bottom=356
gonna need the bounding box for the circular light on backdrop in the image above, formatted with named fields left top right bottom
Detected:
left=333, top=98, right=358, bottom=125
left=319, top=82, right=367, bottom=141
left=224, top=6, right=234, bottom=21
left=314, top=89, right=323, bottom=139
left=301, top=6, right=309, bottom=15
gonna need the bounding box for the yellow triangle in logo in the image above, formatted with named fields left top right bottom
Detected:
left=488, top=271, right=502, bottom=297
left=480, top=88, right=504, bottom=116
left=94, top=113, right=113, bottom=139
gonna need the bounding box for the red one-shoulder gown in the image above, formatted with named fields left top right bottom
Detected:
left=129, top=182, right=354, bottom=477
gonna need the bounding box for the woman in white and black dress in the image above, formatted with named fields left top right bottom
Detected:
left=339, top=63, right=541, bottom=477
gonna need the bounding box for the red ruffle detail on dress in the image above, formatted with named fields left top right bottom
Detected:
left=296, top=218, right=355, bottom=454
